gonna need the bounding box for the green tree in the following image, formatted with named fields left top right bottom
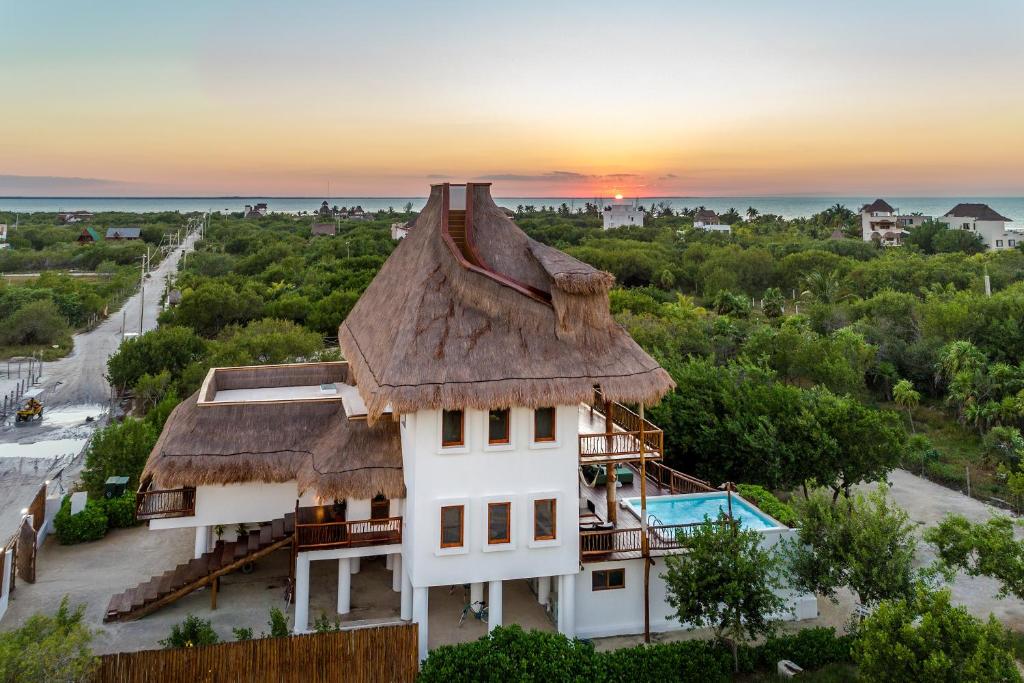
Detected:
left=852, top=587, right=1021, bottom=682
left=0, top=597, right=97, bottom=682
left=107, top=325, right=206, bottom=393
left=761, top=287, right=785, bottom=318
left=0, top=299, right=70, bottom=346
left=925, top=514, right=1024, bottom=600
left=785, top=486, right=917, bottom=606
left=662, top=514, right=785, bottom=672
left=164, top=281, right=264, bottom=337
left=80, top=418, right=159, bottom=498
left=892, top=378, right=921, bottom=433
left=160, top=614, right=220, bottom=648
left=801, top=269, right=851, bottom=305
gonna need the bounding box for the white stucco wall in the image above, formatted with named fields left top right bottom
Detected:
left=573, top=528, right=817, bottom=638
left=401, top=406, right=580, bottom=589
left=603, top=205, right=644, bottom=229
left=149, top=482, right=318, bottom=530
left=937, top=216, right=1017, bottom=250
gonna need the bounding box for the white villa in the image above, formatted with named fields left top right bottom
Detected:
left=602, top=196, right=644, bottom=229
left=938, top=203, right=1019, bottom=251
left=115, top=183, right=814, bottom=661
left=693, top=209, right=731, bottom=234
left=859, top=198, right=932, bottom=246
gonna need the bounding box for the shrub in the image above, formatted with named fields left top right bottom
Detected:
left=924, top=460, right=966, bottom=488
left=160, top=615, right=220, bottom=649
left=232, top=627, right=253, bottom=641
left=747, top=627, right=854, bottom=672
left=0, top=299, right=70, bottom=346
left=267, top=607, right=289, bottom=638
left=53, top=497, right=108, bottom=545
left=104, top=491, right=137, bottom=529
left=0, top=597, right=97, bottom=682
left=601, top=639, right=732, bottom=681
left=79, top=418, right=158, bottom=499
left=736, top=484, right=797, bottom=526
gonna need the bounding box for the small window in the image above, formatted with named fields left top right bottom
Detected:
left=1010, top=240, right=1017, bottom=247
left=533, top=407, right=556, bottom=442
left=996, top=240, right=1003, bottom=248
left=371, top=495, right=389, bottom=520
left=592, top=568, right=626, bottom=591
left=488, top=409, right=510, bottom=445
left=441, top=410, right=464, bottom=447
left=534, top=498, right=556, bottom=541
left=487, top=502, right=511, bottom=544
left=440, top=505, right=464, bottom=548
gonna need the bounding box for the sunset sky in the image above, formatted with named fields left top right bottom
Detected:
left=2, top=0, right=1023, bottom=197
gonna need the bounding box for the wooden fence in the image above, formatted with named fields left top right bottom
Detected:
left=93, top=623, right=419, bottom=683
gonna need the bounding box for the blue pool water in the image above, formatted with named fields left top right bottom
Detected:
left=624, top=494, right=780, bottom=530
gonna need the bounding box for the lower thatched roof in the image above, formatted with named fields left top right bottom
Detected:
left=143, top=391, right=404, bottom=500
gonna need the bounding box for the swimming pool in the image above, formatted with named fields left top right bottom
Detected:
left=623, top=493, right=782, bottom=531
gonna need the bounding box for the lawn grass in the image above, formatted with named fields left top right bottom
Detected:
left=743, top=663, right=857, bottom=682
left=0, top=336, right=73, bottom=363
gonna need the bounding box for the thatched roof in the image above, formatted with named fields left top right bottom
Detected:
left=144, top=370, right=404, bottom=499
left=862, top=199, right=895, bottom=213
left=944, top=203, right=1011, bottom=222
left=339, top=183, right=674, bottom=421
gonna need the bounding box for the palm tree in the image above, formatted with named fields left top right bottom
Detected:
left=761, top=287, right=785, bottom=318
left=746, top=206, right=760, bottom=221
left=893, top=379, right=921, bottom=433
left=936, top=341, right=986, bottom=385
left=800, top=270, right=852, bottom=305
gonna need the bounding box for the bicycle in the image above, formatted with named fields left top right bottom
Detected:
left=459, top=600, right=488, bottom=627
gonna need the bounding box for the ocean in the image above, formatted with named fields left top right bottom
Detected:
left=2, top=196, right=1024, bottom=222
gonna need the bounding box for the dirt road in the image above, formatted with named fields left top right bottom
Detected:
left=0, top=229, right=198, bottom=532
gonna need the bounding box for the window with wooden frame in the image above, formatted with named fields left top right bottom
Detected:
left=592, top=568, right=625, bottom=591
left=488, top=408, right=510, bottom=445
left=533, top=498, right=556, bottom=541
left=441, top=410, right=464, bottom=447
left=371, top=495, right=390, bottom=520
left=487, top=502, right=512, bottom=544
left=440, top=505, right=464, bottom=548
left=533, top=407, right=556, bottom=442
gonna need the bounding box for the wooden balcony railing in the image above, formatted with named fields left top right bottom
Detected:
left=580, top=519, right=728, bottom=559
left=579, top=390, right=664, bottom=465
left=295, top=514, right=403, bottom=551
left=647, top=461, right=715, bottom=494
left=135, top=487, right=196, bottom=521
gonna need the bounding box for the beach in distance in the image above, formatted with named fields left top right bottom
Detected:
left=3, top=195, right=1024, bottom=221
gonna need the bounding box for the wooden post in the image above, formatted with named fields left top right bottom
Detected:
left=604, top=399, right=617, bottom=524
left=640, top=402, right=650, bottom=643
left=211, top=577, right=218, bottom=610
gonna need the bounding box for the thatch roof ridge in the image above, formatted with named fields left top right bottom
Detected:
left=339, top=183, right=675, bottom=420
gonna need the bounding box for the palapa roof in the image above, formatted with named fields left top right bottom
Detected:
left=862, top=199, right=895, bottom=213
left=143, top=362, right=404, bottom=499
left=312, top=222, right=337, bottom=236
left=944, top=203, right=1011, bottom=222
left=339, top=183, right=674, bottom=421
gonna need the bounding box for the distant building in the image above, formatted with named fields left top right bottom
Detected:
left=78, top=227, right=102, bottom=243
left=244, top=203, right=269, bottom=219
left=859, top=199, right=932, bottom=246
left=938, top=203, right=1018, bottom=250
left=318, top=201, right=334, bottom=218
left=311, top=222, right=337, bottom=237
left=57, top=210, right=94, bottom=224
left=391, top=220, right=413, bottom=240
left=602, top=197, right=644, bottom=229
left=693, top=209, right=731, bottom=234
left=105, top=227, right=141, bottom=240
left=0, top=223, right=7, bottom=241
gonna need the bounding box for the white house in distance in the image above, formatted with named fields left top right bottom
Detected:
left=391, top=217, right=416, bottom=240
left=602, top=195, right=644, bottom=229
left=938, top=203, right=1019, bottom=250
left=115, top=182, right=814, bottom=661
left=693, top=209, right=731, bottom=234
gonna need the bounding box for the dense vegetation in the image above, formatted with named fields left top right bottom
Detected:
left=0, top=210, right=184, bottom=358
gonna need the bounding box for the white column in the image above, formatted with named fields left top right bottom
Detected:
left=294, top=555, right=310, bottom=633
left=337, top=557, right=351, bottom=614
left=400, top=565, right=413, bottom=620
left=537, top=576, right=550, bottom=607
left=391, top=554, right=402, bottom=593
left=194, top=525, right=209, bottom=559
left=487, top=580, right=503, bottom=632
left=386, top=554, right=394, bottom=570
left=350, top=556, right=360, bottom=574
left=557, top=574, right=576, bottom=638
left=412, top=586, right=429, bottom=662
left=470, top=582, right=484, bottom=605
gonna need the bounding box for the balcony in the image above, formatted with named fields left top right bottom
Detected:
left=294, top=504, right=403, bottom=551
left=135, top=486, right=196, bottom=521
left=578, top=390, right=664, bottom=465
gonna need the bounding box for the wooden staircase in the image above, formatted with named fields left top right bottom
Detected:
left=447, top=209, right=469, bottom=258
left=104, top=513, right=295, bottom=622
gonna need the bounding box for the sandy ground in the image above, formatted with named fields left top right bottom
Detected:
left=0, top=231, right=197, bottom=535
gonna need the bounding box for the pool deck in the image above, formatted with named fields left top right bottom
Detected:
left=579, top=463, right=674, bottom=533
